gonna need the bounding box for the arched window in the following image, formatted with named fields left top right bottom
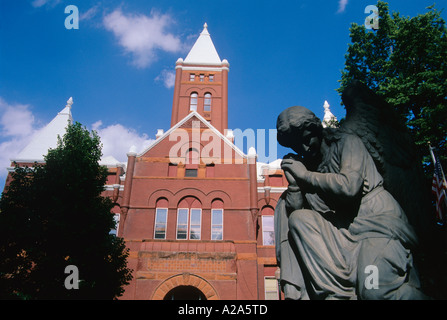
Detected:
left=261, top=206, right=275, bottom=246
left=190, top=92, right=198, bottom=111
left=154, top=198, right=169, bottom=239
left=204, top=93, right=212, bottom=112
left=177, top=197, right=202, bottom=240
left=211, top=199, right=224, bottom=240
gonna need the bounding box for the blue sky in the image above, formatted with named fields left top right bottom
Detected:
left=1, top=0, right=446, bottom=190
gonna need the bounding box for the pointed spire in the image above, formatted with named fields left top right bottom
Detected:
left=183, top=23, right=222, bottom=65
left=322, top=100, right=338, bottom=128
left=66, top=97, right=73, bottom=108
left=13, top=98, right=74, bottom=162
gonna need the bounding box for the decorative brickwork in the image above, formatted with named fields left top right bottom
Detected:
left=152, top=273, right=219, bottom=300
left=147, top=252, right=229, bottom=273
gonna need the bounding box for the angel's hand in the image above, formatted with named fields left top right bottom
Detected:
left=284, top=170, right=298, bottom=187
left=281, top=158, right=308, bottom=182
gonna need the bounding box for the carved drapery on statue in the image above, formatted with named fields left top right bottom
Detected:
left=274, top=81, right=428, bottom=300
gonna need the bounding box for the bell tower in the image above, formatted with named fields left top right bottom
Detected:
left=171, top=23, right=229, bottom=134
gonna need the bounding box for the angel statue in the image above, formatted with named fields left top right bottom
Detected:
left=274, top=80, right=429, bottom=300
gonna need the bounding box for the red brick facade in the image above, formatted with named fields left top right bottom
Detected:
left=111, top=25, right=287, bottom=300
left=5, top=24, right=288, bottom=300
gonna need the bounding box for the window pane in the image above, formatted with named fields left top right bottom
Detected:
left=154, top=208, right=167, bottom=239
left=190, top=227, right=201, bottom=239
left=262, top=216, right=274, bottom=231
left=211, top=209, right=223, bottom=240
left=212, top=209, right=222, bottom=224
left=190, top=93, right=198, bottom=111
left=265, top=278, right=279, bottom=300
left=262, top=216, right=275, bottom=245
left=177, top=228, right=187, bottom=240
left=185, top=169, right=198, bottom=177
left=155, top=208, right=167, bottom=223
left=190, top=74, right=195, bottom=81
left=263, top=231, right=275, bottom=246
left=190, top=209, right=201, bottom=240
left=212, top=228, right=223, bottom=240
left=190, top=209, right=201, bottom=224
left=204, top=93, right=212, bottom=111
left=177, top=209, right=188, bottom=239
left=209, top=75, right=214, bottom=82
left=177, top=209, right=188, bottom=224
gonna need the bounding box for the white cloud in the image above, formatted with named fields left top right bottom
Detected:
left=0, top=98, right=39, bottom=182
left=80, top=5, right=100, bottom=21
left=155, top=69, right=176, bottom=88
left=31, top=0, right=61, bottom=8
left=92, top=121, right=155, bottom=163
left=103, top=9, right=183, bottom=68
left=0, top=101, right=35, bottom=137
left=337, top=0, right=349, bottom=13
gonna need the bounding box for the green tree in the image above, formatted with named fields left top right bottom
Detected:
left=338, top=1, right=447, bottom=175
left=0, top=122, right=132, bottom=299
left=338, top=1, right=447, bottom=299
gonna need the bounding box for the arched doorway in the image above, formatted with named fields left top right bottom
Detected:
left=164, top=285, right=207, bottom=300
left=151, top=273, right=219, bottom=300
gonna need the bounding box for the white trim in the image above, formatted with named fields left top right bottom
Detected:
left=138, top=110, right=247, bottom=160
left=179, top=66, right=227, bottom=72
left=257, top=186, right=287, bottom=193
left=103, top=184, right=124, bottom=191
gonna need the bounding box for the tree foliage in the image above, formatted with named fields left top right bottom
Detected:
left=338, top=1, right=447, bottom=175
left=0, top=122, right=132, bottom=299
left=338, top=1, right=447, bottom=299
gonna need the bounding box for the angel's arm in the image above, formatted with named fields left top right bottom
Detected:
left=283, top=135, right=366, bottom=200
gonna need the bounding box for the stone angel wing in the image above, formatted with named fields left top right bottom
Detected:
left=339, top=80, right=431, bottom=235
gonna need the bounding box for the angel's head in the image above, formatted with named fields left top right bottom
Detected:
left=277, top=106, right=323, bottom=162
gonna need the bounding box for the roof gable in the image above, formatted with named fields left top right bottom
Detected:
left=138, top=111, right=247, bottom=160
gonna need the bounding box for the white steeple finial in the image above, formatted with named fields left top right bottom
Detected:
left=200, top=22, right=210, bottom=36
left=322, top=100, right=338, bottom=128
left=66, top=97, right=73, bottom=108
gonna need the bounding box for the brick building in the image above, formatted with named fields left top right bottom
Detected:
left=6, top=23, right=336, bottom=300
left=114, top=23, right=286, bottom=300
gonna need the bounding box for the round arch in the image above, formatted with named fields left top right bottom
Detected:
left=151, top=273, right=219, bottom=300
left=185, top=87, right=218, bottom=96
